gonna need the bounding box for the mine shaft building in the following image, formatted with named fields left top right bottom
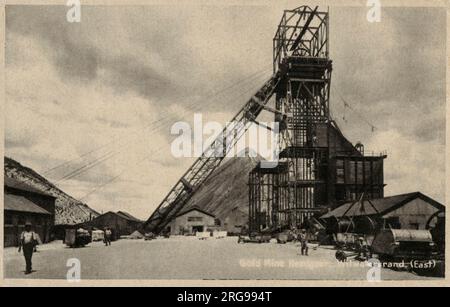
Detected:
left=248, top=6, right=386, bottom=233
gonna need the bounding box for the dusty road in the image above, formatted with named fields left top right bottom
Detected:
left=3, top=236, right=438, bottom=280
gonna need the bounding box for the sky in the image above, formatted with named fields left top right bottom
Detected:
left=5, top=4, right=446, bottom=219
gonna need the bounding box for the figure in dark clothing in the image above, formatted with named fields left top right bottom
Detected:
left=299, top=229, right=309, bottom=256
left=18, top=223, right=37, bottom=274
left=104, top=228, right=112, bottom=246
left=356, top=237, right=369, bottom=260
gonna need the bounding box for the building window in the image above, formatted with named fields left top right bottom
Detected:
left=214, top=219, right=221, bottom=226
left=188, top=216, right=203, bottom=222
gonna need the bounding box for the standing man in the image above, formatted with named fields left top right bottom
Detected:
left=18, top=222, right=37, bottom=274
left=104, top=228, right=112, bottom=246
left=299, top=229, right=309, bottom=256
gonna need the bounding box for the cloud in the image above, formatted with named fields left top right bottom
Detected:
left=330, top=7, right=446, bottom=144
left=366, top=129, right=445, bottom=203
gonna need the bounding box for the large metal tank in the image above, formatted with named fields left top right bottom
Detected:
left=371, top=229, right=435, bottom=260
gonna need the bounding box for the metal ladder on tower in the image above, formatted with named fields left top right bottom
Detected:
left=144, top=71, right=283, bottom=234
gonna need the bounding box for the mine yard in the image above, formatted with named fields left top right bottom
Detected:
left=3, top=236, right=440, bottom=280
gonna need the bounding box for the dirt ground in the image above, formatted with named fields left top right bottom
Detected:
left=3, top=236, right=441, bottom=280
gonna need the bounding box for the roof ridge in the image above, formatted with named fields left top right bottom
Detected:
left=362, top=192, right=419, bottom=202
left=116, top=210, right=142, bottom=222
left=321, top=192, right=443, bottom=219
left=4, top=194, right=52, bottom=215
left=176, top=206, right=215, bottom=218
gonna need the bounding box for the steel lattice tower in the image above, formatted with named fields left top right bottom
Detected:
left=273, top=6, right=332, bottom=226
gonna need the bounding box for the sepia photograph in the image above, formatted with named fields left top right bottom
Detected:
left=1, top=0, right=448, bottom=287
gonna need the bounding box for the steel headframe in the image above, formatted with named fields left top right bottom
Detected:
left=273, top=5, right=329, bottom=72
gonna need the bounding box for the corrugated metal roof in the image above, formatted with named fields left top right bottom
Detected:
left=4, top=177, right=53, bottom=197
left=176, top=206, right=216, bottom=218
left=116, top=211, right=142, bottom=222
left=321, top=192, right=443, bottom=219
left=82, top=211, right=142, bottom=225
left=4, top=194, right=52, bottom=215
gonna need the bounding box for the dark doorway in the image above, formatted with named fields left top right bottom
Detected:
left=192, top=226, right=204, bottom=233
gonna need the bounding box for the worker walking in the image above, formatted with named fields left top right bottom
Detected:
left=299, top=229, right=309, bottom=256
left=104, top=228, right=112, bottom=246
left=18, top=222, right=37, bottom=274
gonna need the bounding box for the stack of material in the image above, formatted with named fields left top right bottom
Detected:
left=129, top=230, right=144, bottom=239
left=196, top=232, right=211, bottom=240
left=92, top=230, right=105, bottom=242
left=213, top=231, right=227, bottom=239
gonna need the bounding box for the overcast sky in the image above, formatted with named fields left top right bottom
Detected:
left=5, top=4, right=446, bottom=219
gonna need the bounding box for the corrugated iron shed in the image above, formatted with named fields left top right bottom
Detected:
left=116, top=211, right=142, bottom=222
left=4, top=194, right=52, bottom=215
left=4, top=176, right=53, bottom=197
left=321, top=192, right=444, bottom=219
left=176, top=206, right=216, bottom=218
